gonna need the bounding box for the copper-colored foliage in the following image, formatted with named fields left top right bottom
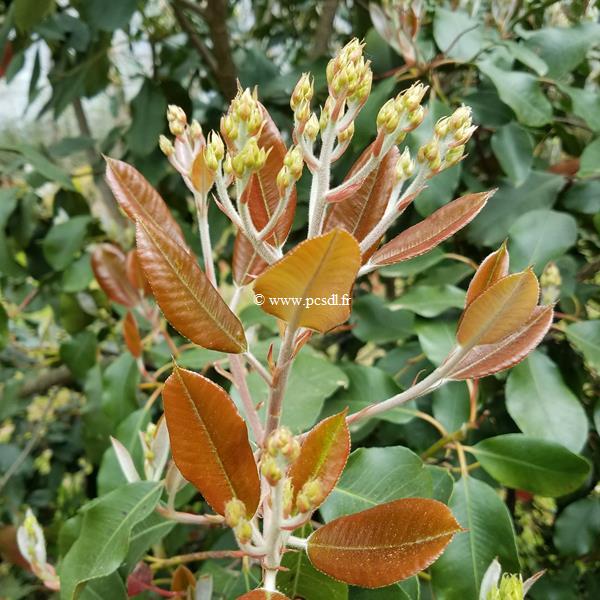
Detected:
left=324, top=145, right=400, bottom=244
left=135, top=219, right=247, bottom=353
left=450, top=305, right=554, bottom=379
left=232, top=232, right=268, bottom=286
left=307, top=498, right=461, bottom=588
left=104, top=157, right=186, bottom=246
left=465, top=242, right=509, bottom=306
left=190, top=149, right=214, bottom=197
left=125, top=249, right=152, bottom=296
left=123, top=311, right=142, bottom=358
left=163, top=366, right=260, bottom=516
left=456, top=270, right=539, bottom=346
left=253, top=229, right=361, bottom=333
left=371, top=191, right=492, bottom=266
left=288, top=411, right=350, bottom=510
left=91, top=243, right=140, bottom=308
left=236, top=590, right=290, bottom=600
left=0, top=526, right=30, bottom=570
left=171, top=565, right=196, bottom=592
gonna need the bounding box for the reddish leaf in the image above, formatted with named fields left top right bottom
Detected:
left=126, top=249, right=152, bottom=296
left=123, top=312, right=142, bottom=358
left=105, top=157, right=186, bottom=245
left=307, top=498, right=461, bottom=588
left=324, top=145, right=400, bottom=246
left=163, top=366, right=260, bottom=516
left=371, top=191, right=492, bottom=266
left=241, top=107, right=296, bottom=248
left=465, top=242, right=509, bottom=306
left=136, top=219, right=247, bottom=353
left=190, top=149, right=214, bottom=197
left=171, top=565, right=196, bottom=592
left=232, top=232, right=268, bottom=286
left=288, top=411, right=350, bottom=511
left=253, top=229, right=361, bottom=333
left=126, top=562, right=153, bottom=596
left=450, top=305, right=554, bottom=379
left=456, top=270, right=539, bottom=346
left=91, top=243, right=140, bottom=307
left=236, top=591, right=290, bottom=600
left=0, top=526, right=30, bottom=570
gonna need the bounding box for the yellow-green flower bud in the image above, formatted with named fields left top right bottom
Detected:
left=203, top=145, right=219, bottom=172
left=266, top=427, right=300, bottom=462
left=406, top=105, right=425, bottom=130
left=377, top=99, right=396, bottom=129
left=207, top=131, right=225, bottom=161
left=282, top=479, right=293, bottom=518
left=453, top=124, right=477, bottom=146
left=304, top=113, right=320, bottom=141
left=338, top=121, right=354, bottom=143
left=159, top=135, right=174, bottom=156
left=224, top=498, right=247, bottom=528
left=261, top=455, right=283, bottom=485
left=354, top=68, right=373, bottom=103
left=167, top=104, right=187, bottom=124
left=295, top=478, right=324, bottom=514
left=189, top=119, right=203, bottom=140
left=221, top=114, right=238, bottom=142
left=445, top=144, right=465, bottom=168
left=223, top=153, right=233, bottom=175
left=169, top=120, right=185, bottom=137
left=235, top=520, right=253, bottom=545
left=284, top=146, right=304, bottom=180
left=402, top=82, right=428, bottom=111
left=291, top=73, right=314, bottom=111
left=295, top=99, right=311, bottom=125
left=434, top=117, right=451, bottom=138
left=395, top=148, right=414, bottom=181
left=449, top=105, right=472, bottom=131
left=277, top=166, right=292, bottom=191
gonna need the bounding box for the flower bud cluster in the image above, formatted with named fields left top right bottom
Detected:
left=326, top=39, right=373, bottom=105
left=261, top=427, right=300, bottom=486
left=277, top=146, right=304, bottom=191
left=219, top=87, right=270, bottom=180
left=394, top=148, right=415, bottom=183
left=376, top=82, right=428, bottom=140
left=295, top=478, right=325, bottom=514
left=224, top=498, right=253, bottom=545
left=159, top=105, right=215, bottom=196
left=140, top=418, right=169, bottom=481
left=487, top=573, right=524, bottom=600
left=418, top=105, right=476, bottom=173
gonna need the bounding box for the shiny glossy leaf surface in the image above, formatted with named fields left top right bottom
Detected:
left=136, top=219, right=246, bottom=353
left=450, top=305, right=553, bottom=379
left=92, top=243, right=140, bottom=307
left=289, top=411, right=350, bottom=510
left=307, top=498, right=461, bottom=588
left=465, top=243, right=509, bottom=305
left=371, top=191, right=491, bottom=266
left=163, top=366, right=260, bottom=516
left=253, top=229, right=360, bottom=332
left=105, top=157, right=185, bottom=244
left=456, top=270, right=539, bottom=346
left=123, top=311, right=142, bottom=358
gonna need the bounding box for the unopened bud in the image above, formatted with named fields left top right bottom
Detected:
left=295, top=479, right=324, bottom=514
left=190, top=119, right=203, bottom=139
left=203, top=145, right=219, bottom=172
left=224, top=498, right=247, bottom=528
left=277, top=166, right=292, bottom=191
left=405, top=105, right=425, bottom=130
left=354, top=68, right=372, bottom=103
left=377, top=99, right=396, bottom=131
left=266, top=427, right=300, bottom=462
left=434, top=117, right=451, bottom=138
left=223, top=153, right=233, bottom=175
left=167, top=104, right=187, bottom=124
left=282, top=479, right=293, bottom=519
left=235, top=520, right=253, bottom=545
left=338, top=121, right=354, bottom=143
left=169, top=120, right=185, bottom=137
left=402, top=82, right=428, bottom=111
left=304, top=113, right=320, bottom=141
left=261, top=456, right=283, bottom=485
left=295, top=99, right=311, bottom=125
left=418, top=140, right=440, bottom=165
left=220, top=114, right=238, bottom=142
left=395, top=148, right=414, bottom=182
left=444, top=144, right=465, bottom=168
left=207, top=131, right=225, bottom=161
left=291, top=73, right=314, bottom=111
left=284, top=146, right=304, bottom=180
left=159, top=135, right=174, bottom=156
left=452, top=124, right=477, bottom=146
left=449, top=105, right=472, bottom=131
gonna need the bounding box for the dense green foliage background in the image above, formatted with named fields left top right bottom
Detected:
left=0, top=0, right=599, bottom=598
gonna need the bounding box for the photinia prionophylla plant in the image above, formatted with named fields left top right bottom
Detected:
left=17, top=39, right=557, bottom=598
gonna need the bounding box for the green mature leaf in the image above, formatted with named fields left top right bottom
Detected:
left=430, top=477, right=519, bottom=600
left=467, top=171, right=563, bottom=247
left=321, top=446, right=432, bottom=521
left=79, top=573, right=127, bottom=600
left=62, top=254, right=93, bottom=292
left=125, top=80, right=167, bottom=156
left=280, top=548, right=348, bottom=600
left=59, top=482, right=163, bottom=599
left=478, top=62, right=552, bottom=127
left=432, top=381, right=470, bottom=433
left=427, top=466, right=454, bottom=503
left=123, top=512, right=175, bottom=573
left=42, top=216, right=91, bottom=270
left=503, top=40, right=548, bottom=76
left=350, top=295, right=414, bottom=343
left=508, top=209, right=577, bottom=273
left=350, top=577, right=419, bottom=599
left=81, top=0, right=137, bottom=31
left=391, top=285, right=465, bottom=318
left=562, top=181, right=600, bottom=215
left=233, top=347, right=348, bottom=433
left=416, top=319, right=457, bottom=365
left=553, top=497, right=600, bottom=556
left=471, top=434, right=590, bottom=497
left=565, top=320, right=600, bottom=372
left=101, top=353, right=140, bottom=428
left=325, top=364, right=416, bottom=426
left=0, top=303, right=8, bottom=350
left=491, top=122, right=533, bottom=185
left=521, top=22, right=600, bottom=79
left=433, top=8, right=485, bottom=62
left=13, top=0, right=53, bottom=31
left=578, top=138, right=600, bottom=179
left=60, top=330, right=97, bottom=380
left=558, top=84, right=600, bottom=133
left=506, top=351, right=588, bottom=453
